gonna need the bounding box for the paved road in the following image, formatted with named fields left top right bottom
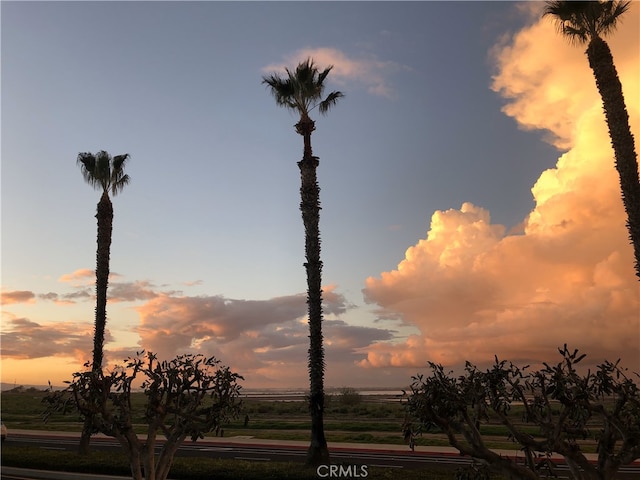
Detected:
left=4, top=430, right=640, bottom=479
left=0, top=467, right=131, bottom=480
left=4, top=429, right=471, bottom=469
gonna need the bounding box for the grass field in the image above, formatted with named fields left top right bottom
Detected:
left=0, top=386, right=528, bottom=449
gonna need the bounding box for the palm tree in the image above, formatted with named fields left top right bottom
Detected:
left=262, top=58, right=343, bottom=466
left=77, top=150, right=131, bottom=453
left=544, top=1, right=640, bottom=279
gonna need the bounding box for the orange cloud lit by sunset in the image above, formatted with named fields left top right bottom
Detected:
left=362, top=4, right=640, bottom=371
left=58, top=268, right=94, bottom=284
left=128, top=285, right=385, bottom=387
left=1, top=290, right=36, bottom=305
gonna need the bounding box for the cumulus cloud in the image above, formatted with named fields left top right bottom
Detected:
left=62, top=289, right=93, bottom=302
left=263, top=47, right=409, bottom=98
left=58, top=268, right=95, bottom=285
left=490, top=2, right=639, bottom=150
left=135, top=285, right=351, bottom=357
left=38, top=292, right=60, bottom=301
left=1, top=290, right=36, bottom=305
left=58, top=268, right=121, bottom=287
left=36, top=290, right=92, bottom=305
left=2, top=285, right=92, bottom=307
left=38, top=277, right=169, bottom=304
left=2, top=277, right=392, bottom=387
left=1, top=311, right=139, bottom=368
left=109, top=280, right=161, bottom=302
left=0, top=317, right=103, bottom=361
left=362, top=5, right=640, bottom=371
left=170, top=316, right=396, bottom=388
left=133, top=285, right=394, bottom=387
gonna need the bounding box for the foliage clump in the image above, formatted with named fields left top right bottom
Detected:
left=43, top=352, right=243, bottom=480
left=338, top=387, right=362, bottom=406
left=405, top=345, right=640, bottom=480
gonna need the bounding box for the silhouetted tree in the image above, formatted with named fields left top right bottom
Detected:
left=262, top=58, right=343, bottom=466
left=405, top=345, right=640, bottom=480
left=44, top=352, right=243, bottom=480
left=76, top=150, right=131, bottom=453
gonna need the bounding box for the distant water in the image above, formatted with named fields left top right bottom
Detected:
left=1, top=383, right=407, bottom=399
left=356, top=390, right=406, bottom=397
left=241, top=388, right=406, bottom=400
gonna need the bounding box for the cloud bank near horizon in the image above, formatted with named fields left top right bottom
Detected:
left=132, top=285, right=395, bottom=386
left=361, top=5, right=640, bottom=370
left=1, top=283, right=397, bottom=387
left=1, top=314, right=101, bottom=360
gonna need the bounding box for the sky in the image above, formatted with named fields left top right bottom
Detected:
left=1, top=1, right=639, bottom=391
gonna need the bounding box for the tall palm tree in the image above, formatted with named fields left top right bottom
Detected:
left=262, top=58, right=343, bottom=466
left=77, top=150, right=130, bottom=453
left=544, top=1, right=640, bottom=279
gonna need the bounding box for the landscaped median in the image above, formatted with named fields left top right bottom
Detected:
left=0, top=442, right=455, bottom=480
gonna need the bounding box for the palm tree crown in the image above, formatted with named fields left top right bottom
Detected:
left=77, top=150, right=131, bottom=196
left=543, top=0, right=631, bottom=44
left=262, top=58, right=344, bottom=125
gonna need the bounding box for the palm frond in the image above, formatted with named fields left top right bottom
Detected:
left=318, top=91, right=344, bottom=115
left=112, top=153, right=130, bottom=171
left=111, top=174, right=131, bottom=196
left=77, top=150, right=131, bottom=196
left=543, top=0, right=631, bottom=44
left=110, top=154, right=131, bottom=196
left=543, top=1, right=590, bottom=43
left=77, top=152, right=96, bottom=175
left=262, top=74, right=292, bottom=99
left=262, top=57, right=342, bottom=121
left=317, top=66, right=333, bottom=86
left=77, top=152, right=101, bottom=189
left=95, top=151, right=112, bottom=190
left=597, top=0, right=631, bottom=37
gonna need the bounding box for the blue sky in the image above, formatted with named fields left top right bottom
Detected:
left=2, top=1, right=638, bottom=389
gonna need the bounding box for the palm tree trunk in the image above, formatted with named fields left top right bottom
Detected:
left=587, top=36, right=640, bottom=279
left=297, top=119, right=330, bottom=466
left=93, top=191, right=113, bottom=369
left=80, top=191, right=114, bottom=454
